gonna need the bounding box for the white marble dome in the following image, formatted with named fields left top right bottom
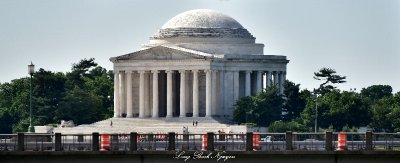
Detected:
left=152, top=9, right=254, bottom=39
left=161, top=9, right=244, bottom=29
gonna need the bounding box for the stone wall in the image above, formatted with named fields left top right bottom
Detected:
left=2, top=151, right=400, bottom=163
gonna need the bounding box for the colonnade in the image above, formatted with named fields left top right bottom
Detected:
left=113, top=70, right=286, bottom=118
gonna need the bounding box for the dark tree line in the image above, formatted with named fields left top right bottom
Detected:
left=1, top=63, right=399, bottom=133
left=0, top=58, right=114, bottom=133
left=234, top=67, right=400, bottom=132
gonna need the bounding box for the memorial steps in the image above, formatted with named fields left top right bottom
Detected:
left=54, top=117, right=248, bottom=134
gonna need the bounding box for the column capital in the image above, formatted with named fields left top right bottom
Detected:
left=138, top=70, right=147, bottom=74
left=151, top=70, right=160, bottom=74
left=166, top=70, right=174, bottom=74
left=204, top=69, right=214, bottom=73
left=178, top=70, right=186, bottom=73
left=246, top=70, right=252, bottom=74
left=125, top=71, right=132, bottom=74
left=192, top=69, right=199, bottom=73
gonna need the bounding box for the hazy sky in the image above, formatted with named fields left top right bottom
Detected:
left=0, top=0, right=399, bottom=92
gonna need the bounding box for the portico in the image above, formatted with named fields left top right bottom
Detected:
left=111, top=50, right=287, bottom=118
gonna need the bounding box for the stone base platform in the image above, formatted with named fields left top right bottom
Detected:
left=54, top=117, right=250, bottom=134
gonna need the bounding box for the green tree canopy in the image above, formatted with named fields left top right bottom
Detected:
left=368, top=94, right=400, bottom=132
left=56, top=86, right=103, bottom=124
left=0, top=58, right=113, bottom=133
left=268, top=120, right=308, bottom=133
left=301, top=91, right=370, bottom=131
left=282, top=80, right=309, bottom=121
left=361, top=85, right=393, bottom=101
left=233, top=86, right=284, bottom=127
left=313, top=67, right=346, bottom=95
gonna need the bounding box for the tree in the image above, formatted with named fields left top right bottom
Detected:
left=313, top=67, right=346, bottom=95
left=32, top=69, right=66, bottom=125
left=388, top=105, right=400, bottom=132
left=301, top=91, right=370, bottom=131
left=254, top=86, right=284, bottom=126
left=0, top=58, right=114, bottom=133
left=282, top=80, right=307, bottom=121
left=361, top=85, right=392, bottom=102
left=233, top=96, right=255, bottom=125
left=67, top=58, right=98, bottom=88
left=268, top=120, right=308, bottom=132
left=0, top=108, right=14, bottom=133
left=0, top=78, right=31, bottom=133
left=71, top=58, right=98, bottom=77
left=301, top=91, right=335, bottom=131
left=56, top=86, right=103, bottom=124
left=370, top=97, right=394, bottom=132
left=233, top=86, right=284, bottom=127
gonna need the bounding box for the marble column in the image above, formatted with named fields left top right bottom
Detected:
left=233, top=71, right=240, bottom=102
left=192, top=70, right=199, bottom=117
left=179, top=70, right=186, bottom=117
left=219, top=70, right=225, bottom=116
left=113, top=71, right=120, bottom=118
left=185, top=71, right=190, bottom=113
left=152, top=70, right=159, bottom=118
left=126, top=71, right=133, bottom=118
left=273, top=71, right=279, bottom=86
left=211, top=70, right=218, bottom=116
left=279, top=71, right=286, bottom=94
left=266, top=71, right=272, bottom=87
left=144, top=72, right=150, bottom=117
left=139, top=71, right=145, bottom=118
left=119, top=72, right=126, bottom=117
left=205, top=70, right=212, bottom=117
left=245, top=71, right=251, bottom=96
left=256, top=71, right=262, bottom=93
left=166, top=70, right=173, bottom=118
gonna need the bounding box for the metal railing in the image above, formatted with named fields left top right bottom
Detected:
left=373, top=133, right=400, bottom=151
left=0, top=134, right=17, bottom=151
left=259, top=133, right=286, bottom=151
left=61, top=134, right=92, bottom=151
left=138, top=133, right=168, bottom=151
left=293, top=132, right=325, bottom=151
left=24, top=133, right=54, bottom=151
left=1, top=131, right=400, bottom=152
left=213, top=133, right=246, bottom=151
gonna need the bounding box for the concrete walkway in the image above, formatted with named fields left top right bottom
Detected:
left=54, top=117, right=248, bottom=134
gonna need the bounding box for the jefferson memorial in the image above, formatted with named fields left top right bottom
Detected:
left=55, top=9, right=288, bottom=134
left=111, top=9, right=288, bottom=119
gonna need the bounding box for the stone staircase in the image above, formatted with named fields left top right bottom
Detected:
left=54, top=117, right=248, bottom=134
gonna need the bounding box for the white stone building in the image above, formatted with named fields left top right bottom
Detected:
left=110, top=9, right=288, bottom=120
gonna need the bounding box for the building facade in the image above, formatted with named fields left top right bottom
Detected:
left=110, top=9, right=289, bottom=119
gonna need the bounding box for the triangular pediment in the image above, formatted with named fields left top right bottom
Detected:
left=110, top=46, right=213, bottom=61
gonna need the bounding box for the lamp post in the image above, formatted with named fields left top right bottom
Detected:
left=314, top=93, right=319, bottom=133
left=28, top=62, right=35, bottom=133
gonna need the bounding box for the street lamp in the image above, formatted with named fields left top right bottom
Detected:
left=314, top=93, right=319, bottom=133
left=28, top=62, right=35, bottom=133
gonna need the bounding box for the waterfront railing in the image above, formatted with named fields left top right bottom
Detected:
left=1, top=131, right=400, bottom=152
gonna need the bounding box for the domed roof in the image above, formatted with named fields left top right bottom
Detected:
left=152, top=9, right=254, bottom=39
left=161, top=9, right=244, bottom=29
